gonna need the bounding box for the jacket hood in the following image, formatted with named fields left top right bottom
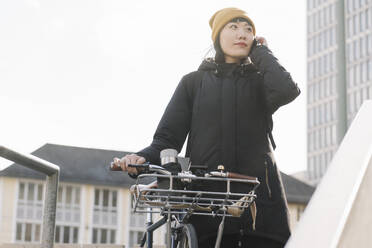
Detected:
left=197, top=57, right=258, bottom=76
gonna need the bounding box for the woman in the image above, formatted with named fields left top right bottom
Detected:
left=112, top=7, right=300, bottom=248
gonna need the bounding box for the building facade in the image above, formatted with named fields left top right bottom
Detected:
left=0, top=144, right=314, bottom=247
left=307, top=0, right=372, bottom=184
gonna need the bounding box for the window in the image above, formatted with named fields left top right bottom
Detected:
left=348, top=92, right=354, bottom=114
left=318, top=11, right=322, bottom=30
left=349, top=41, right=354, bottom=61
left=330, top=51, right=335, bottom=70
left=347, top=0, right=353, bottom=14
left=55, top=226, right=78, bottom=244
left=330, top=76, right=335, bottom=95
left=327, top=126, right=332, bottom=146
left=323, top=8, right=327, bottom=26
left=348, top=67, right=353, bottom=87
left=320, top=153, right=325, bottom=175
left=360, top=37, right=365, bottom=59
left=312, top=14, right=316, bottom=34
left=128, top=194, right=146, bottom=248
left=368, top=60, right=372, bottom=81
left=325, top=53, right=329, bottom=73
left=356, top=90, right=361, bottom=110
left=319, top=104, right=324, bottom=125
left=352, top=91, right=357, bottom=113
left=363, top=61, right=367, bottom=83
left=355, top=64, right=360, bottom=85
left=92, top=188, right=118, bottom=244
left=311, top=108, right=315, bottom=127
left=129, top=231, right=145, bottom=248
left=353, top=40, right=359, bottom=60
left=308, top=62, right=313, bottom=81
left=330, top=4, right=334, bottom=23
left=330, top=100, right=334, bottom=121
left=16, top=182, right=44, bottom=242
left=325, top=30, right=329, bottom=49
left=318, top=129, right=322, bottom=150
left=353, top=14, right=358, bottom=35
left=360, top=61, right=365, bottom=83
left=55, top=185, right=81, bottom=244
left=324, top=77, right=329, bottom=96
left=332, top=125, right=337, bottom=145
left=360, top=11, right=365, bottom=32
left=368, top=34, right=372, bottom=56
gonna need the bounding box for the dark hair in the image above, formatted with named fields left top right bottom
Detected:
left=214, top=17, right=253, bottom=64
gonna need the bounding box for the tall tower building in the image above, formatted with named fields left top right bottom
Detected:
left=307, top=0, right=372, bottom=185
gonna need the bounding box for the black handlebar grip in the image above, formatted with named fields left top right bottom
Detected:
left=127, top=162, right=150, bottom=168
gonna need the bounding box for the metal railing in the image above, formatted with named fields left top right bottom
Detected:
left=0, top=145, right=60, bottom=248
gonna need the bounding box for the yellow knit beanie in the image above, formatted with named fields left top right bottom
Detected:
left=209, top=7, right=256, bottom=43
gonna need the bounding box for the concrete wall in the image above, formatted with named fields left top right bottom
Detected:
left=337, top=156, right=372, bottom=247
left=285, top=101, right=372, bottom=248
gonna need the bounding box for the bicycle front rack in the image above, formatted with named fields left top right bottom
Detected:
left=131, top=174, right=260, bottom=217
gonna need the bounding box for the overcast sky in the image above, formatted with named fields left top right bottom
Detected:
left=0, top=0, right=307, bottom=174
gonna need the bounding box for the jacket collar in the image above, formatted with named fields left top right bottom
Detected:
left=197, top=57, right=258, bottom=77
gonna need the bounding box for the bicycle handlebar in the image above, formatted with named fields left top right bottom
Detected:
left=109, top=162, right=171, bottom=175
left=110, top=162, right=258, bottom=182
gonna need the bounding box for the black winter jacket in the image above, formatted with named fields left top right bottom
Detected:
left=136, top=45, right=301, bottom=244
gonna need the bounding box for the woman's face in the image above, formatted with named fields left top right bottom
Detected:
left=219, top=20, right=254, bottom=63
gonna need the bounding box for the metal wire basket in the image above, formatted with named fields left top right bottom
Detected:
left=131, top=173, right=260, bottom=217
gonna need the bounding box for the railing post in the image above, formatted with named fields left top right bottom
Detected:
left=42, top=172, right=59, bottom=248
left=0, top=145, right=60, bottom=248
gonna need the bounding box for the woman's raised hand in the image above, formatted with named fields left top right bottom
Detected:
left=112, top=154, right=146, bottom=175
left=255, top=36, right=268, bottom=46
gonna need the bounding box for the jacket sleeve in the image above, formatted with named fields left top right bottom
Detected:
left=136, top=74, right=193, bottom=165
left=249, top=45, right=301, bottom=115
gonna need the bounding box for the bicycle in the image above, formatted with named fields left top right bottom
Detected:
left=110, top=149, right=260, bottom=248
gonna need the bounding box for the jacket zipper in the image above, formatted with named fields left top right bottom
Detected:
left=234, top=79, right=238, bottom=170
left=265, top=159, right=272, bottom=199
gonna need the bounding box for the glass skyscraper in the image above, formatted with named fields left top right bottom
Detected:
left=307, top=0, right=372, bottom=185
